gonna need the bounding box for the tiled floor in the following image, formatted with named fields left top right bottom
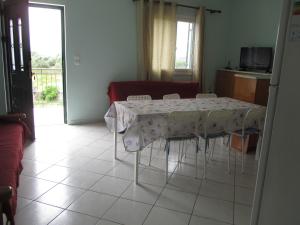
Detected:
left=13, top=123, right=258, bottom=225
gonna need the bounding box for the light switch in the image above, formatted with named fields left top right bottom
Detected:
left=74, top=55, right=80, bottom=66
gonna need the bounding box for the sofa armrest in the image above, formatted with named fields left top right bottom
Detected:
left=0, top=187, right=13, bottom=203
left=0, top=113, right=26, bottom=123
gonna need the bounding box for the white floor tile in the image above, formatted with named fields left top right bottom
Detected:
left=36, top=165, right=74, bottom=182
left=18, top=175, right=57, bottom=200
left=206, top=169, right=235, bottom=185
left=235, top=186, right=254, bottom=206
left=106, top=163, right=138, bottom=181
left=234, top=204, right=251, bottom=225
left=189, top=215, right=231, bottom=225
left=174, top=163, right=202, bottom=178
left=61, top=170, right=103, bottom=189
left=96, top=220, right=121, bottom=225
left=49, top=210, right=99, bottom=225
left=103, top=198, right=152, bottom=225
left=76, top=145, right=108, bottom=158
left=121, top=183, right=163, bottom=205
left=15, top=202, right=63, bottom=225
left=37, top=184, right=85, bottom=208
left=68, top=191, right=117, bottom=218
left=56, top=155, right=92, bottom=169
left=91, top=176, right=131, bottom=197
left=16, top=197, right=32, bottom=213
left=194, top=196, right=234, bottom=224
left=16, top=123, right=258, bottom=225
left=84, top=159, right=116, bottom=174
left=235, top=174, right=257, bottom=189
left=144, top=207, right=190, bottom=225
left=199, top=179, right=234, bottom=202
left=166, top=173, right=202, bottom=194
left=139, top=168, right=170, bottom=187
left=156, top=188, right=197, bottom=214
left=21, top=159, right=51, bottom=176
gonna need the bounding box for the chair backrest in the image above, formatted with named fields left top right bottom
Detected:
left=166, top=111, right=207, bottom=139
left=163, top=93, right=180, bottom=100
left=127, top=95, right=152, bottom=101
left=243, top=108, right=266, bottom=132
left=196, top=93, right=217, bottom=99
left=204, top=109, right=236, bottom=137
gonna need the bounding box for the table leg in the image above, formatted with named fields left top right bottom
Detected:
left=135, top=151, right=139, bottom=184
left=114, top=118, right=118, bottom=160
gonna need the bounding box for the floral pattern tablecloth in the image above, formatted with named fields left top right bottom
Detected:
left=104, top=97, right=266, bottom=152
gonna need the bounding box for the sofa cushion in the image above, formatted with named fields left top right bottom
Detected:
left=0, top=123, right=24, bottom=221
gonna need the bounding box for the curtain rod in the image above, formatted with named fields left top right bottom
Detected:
left=132, top=0, right=222, bottom=14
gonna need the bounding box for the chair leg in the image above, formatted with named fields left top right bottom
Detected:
left=135, top=151, right=139, bottom=184
left=184, top=140, right=189, bottom=159
left=241, top=136, right=245, bottom=174
left=181, top=140, right=185, bottom=161
left=148, top=143, right=153, bottom=166
left=165, top=141, right=170, bottom=184
left=210, top=139, right=217, bottom=160
left=178, top=141, right=181, bottom=163
left=228, top=136, right=232, bottom=173
left=204, top=138, right=208, bottom=179
left=195, top=138, right=199, bottom=178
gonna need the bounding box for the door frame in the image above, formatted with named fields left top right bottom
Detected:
left=1, top=2, right=12, bottom=112
left=29, top=3, right=67, bottom=124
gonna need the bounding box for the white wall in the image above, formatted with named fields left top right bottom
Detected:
left=31, top=0, right=138, bottom=124
left=32, top=0, right=230, bottom=123
left=0, top=0, right=230, bottom=121
left=227, top=0, right=283, bottom=68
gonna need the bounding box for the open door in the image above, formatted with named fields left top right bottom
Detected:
left=1, top=0, right=35, bottom=139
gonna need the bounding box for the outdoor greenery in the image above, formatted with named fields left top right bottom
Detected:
left=31, top=52, right=62, bottom=68
left=31, top=52, right=62, bottom=105
left=175, top=60, right=188, bottom=69
left=40, top=86, right=59, bottom=102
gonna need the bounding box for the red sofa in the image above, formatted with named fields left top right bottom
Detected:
left=0, top=114, right=29, bottom=225
left=107, top=81, right=200, bottom=104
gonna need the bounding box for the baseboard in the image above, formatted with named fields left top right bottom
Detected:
left=67, top=118, right=105, bottom=125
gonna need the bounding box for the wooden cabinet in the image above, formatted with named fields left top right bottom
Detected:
left=215, top=69, right=271, bottom=152
left=216, top=69, right=270, bottom=106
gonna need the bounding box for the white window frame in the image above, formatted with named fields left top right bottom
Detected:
left=174, top=16, right=195, bottom=75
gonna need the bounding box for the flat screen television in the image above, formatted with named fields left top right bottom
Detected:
left=240, top=47, right=273, bottom=73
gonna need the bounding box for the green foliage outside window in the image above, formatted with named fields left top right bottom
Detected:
left=40, top=86, right=59, bottom=102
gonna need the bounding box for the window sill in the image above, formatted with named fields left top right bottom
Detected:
left=174, top=69, right=193, bottom=76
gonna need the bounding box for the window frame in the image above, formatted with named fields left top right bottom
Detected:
left=174, top=16, right=195, bottom=75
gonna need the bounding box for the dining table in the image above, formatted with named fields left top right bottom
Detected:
left=104, top=97, right=266, bottom=183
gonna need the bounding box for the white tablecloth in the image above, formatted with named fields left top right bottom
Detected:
left=104, top=97, right=265, bottom=152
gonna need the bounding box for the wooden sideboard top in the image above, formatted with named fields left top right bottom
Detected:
left=218, top=69, right=272, bottom=80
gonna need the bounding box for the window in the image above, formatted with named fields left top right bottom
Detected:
left=175, top=20, right=195, bottom=70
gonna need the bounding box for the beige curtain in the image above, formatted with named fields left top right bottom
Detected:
left=193, top=7, right=205, bottom=91
left=136, top=0, right=177, bottom=81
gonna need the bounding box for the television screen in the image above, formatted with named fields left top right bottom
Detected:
left=240, top=47, right=273, bottom=72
